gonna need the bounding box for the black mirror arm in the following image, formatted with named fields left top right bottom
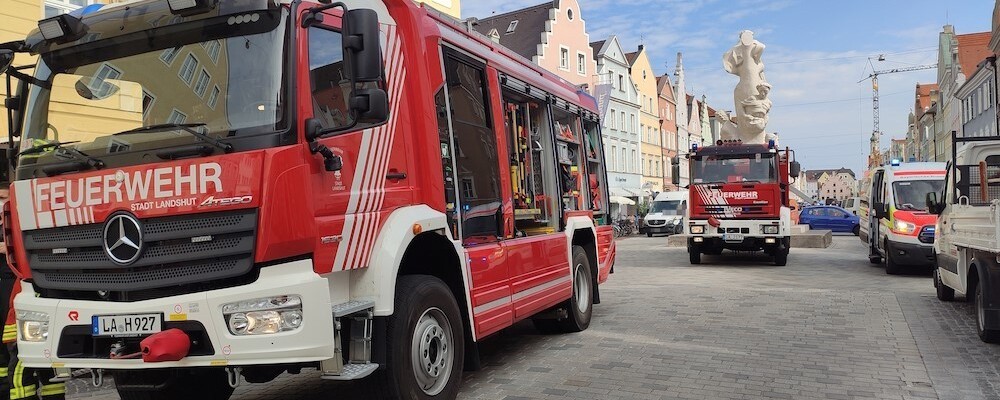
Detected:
left=5, top=68, right=48, bottom=90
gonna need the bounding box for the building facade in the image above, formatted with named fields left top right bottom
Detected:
left=657, top=74, right=678, bottom=192
left=890, top=138, right=906, bottom=161
left=472, top=0, right=596, bottom=88
left=590, top=36, right=642, bottom=200
left=807, top=169, right=857, bottom=204
left=936, top=26, right=992, bottom=159
left=673, top=53, right=691, bottom=187
left=626, top=46, right=663, bottom=198
left=414, top=0, right=461, bottom=19
left=956, top=56, right=997, bottom=139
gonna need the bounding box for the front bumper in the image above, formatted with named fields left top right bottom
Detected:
left=14, top=259, right=336, bottom=369
left=645, top=223, right=683, bottom=235
left=886, top=240, right=934, bottom=267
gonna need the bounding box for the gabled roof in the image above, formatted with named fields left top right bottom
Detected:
left=805, top=168, right=856, bottom=181
left=589, top=40, right=606, bottom=59
left=656, top=74, right=675, bottom=103
left=914, top=83, right=938, bottom=118
left=955, top=32, right=993, bottom=79
left=625, top=51, right=639, bottom=66
left=472, top=2, right=552, bottom=60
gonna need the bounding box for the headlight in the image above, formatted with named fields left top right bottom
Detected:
left=893, top=220, right=916, bottom=235
left=223, top=295, right=303, bottom=336
left=762, top=225, right=779, bottom=234
left=17, top=311, right=49, bottom=342
left=690, top=225, right=705, bottom=234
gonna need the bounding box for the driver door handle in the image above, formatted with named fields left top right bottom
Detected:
left=386, top=170, right=407, bottom=182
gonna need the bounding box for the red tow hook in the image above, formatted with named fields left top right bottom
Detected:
left=707, top=216, right=721, bottom=228
left=139, top=329, right=191, bottom=362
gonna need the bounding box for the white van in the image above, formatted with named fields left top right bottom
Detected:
left=644, top=191, right=688, bottom=237
left=843, top=197, right=861, bottom=215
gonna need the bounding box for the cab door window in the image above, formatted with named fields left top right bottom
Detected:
left=439, top=53, right=502, bottom=244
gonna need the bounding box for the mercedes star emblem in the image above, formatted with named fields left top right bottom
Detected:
left=103, top=213, right=143, bottom=265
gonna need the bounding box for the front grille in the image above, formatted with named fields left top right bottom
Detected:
left=918, top=226, right=935, bottom=244
left=24, top=209, right=258, bottom=294
left=647, top=220, right=665, bottom=226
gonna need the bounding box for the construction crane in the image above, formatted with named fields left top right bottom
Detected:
left=859, top=58, right=936, bottom=167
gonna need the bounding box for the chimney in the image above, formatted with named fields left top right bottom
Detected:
left=638, top=44, right=644, bottom=52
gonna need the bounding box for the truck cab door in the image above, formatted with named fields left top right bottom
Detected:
left=870, top=170, right=886, bottom=256
left=437, top=48, right=511, bottom=338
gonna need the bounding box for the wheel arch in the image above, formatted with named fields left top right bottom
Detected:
left=569, top=224, right=600, bottom=305
left=351, top=205, right=475, bottom=340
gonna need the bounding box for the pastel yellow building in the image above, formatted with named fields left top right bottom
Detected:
left=414, top=0, right=461, bottom=19
left=626, top=45, right=663, bottom=196
left=1, top=0, right=139, bottom=142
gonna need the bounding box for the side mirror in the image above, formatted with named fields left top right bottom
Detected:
left=0, top=49, right=13, bottom=74
left=789, top=161, right=801, bottom=178
left=351, top=87, right=388, bottom=123
left=926, top=192, right=943, bottom=215
left=343, top=9, right=382, bottom=83
left=872, top=202, right=886, bottom=219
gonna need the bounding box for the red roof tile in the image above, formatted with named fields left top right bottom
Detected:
left=914, top=83, right=938, bottom=116
left=955, top=32, right=993, bottom=79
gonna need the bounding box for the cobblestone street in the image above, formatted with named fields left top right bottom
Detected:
left=68, top=236, right=1000, bottom=399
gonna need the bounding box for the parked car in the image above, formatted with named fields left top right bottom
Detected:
left=800, top=205, right=861, bottom=235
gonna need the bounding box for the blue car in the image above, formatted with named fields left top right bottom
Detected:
left=799, top=206, right=861, bottom=235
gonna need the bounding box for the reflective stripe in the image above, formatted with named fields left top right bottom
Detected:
left=3, top=324, right=17, bottom=343
left=10, top=361, right=33, bottom=400
left=0, top=366, right=9, bottom=378
left=40, top=383, right=66, bottom=397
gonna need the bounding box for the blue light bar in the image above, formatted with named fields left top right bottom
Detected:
left=890, top=159, right=901, bottom=166
left=768, top=139, right=776, bottom=149
left=692, top=143, right=699, bottom=151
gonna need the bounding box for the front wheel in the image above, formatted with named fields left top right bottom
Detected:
left=372, top=275, right=465, bottom=400
left=852, top=225, right=860, bottom=236
left=976, top=283, right=1000, bottom=343
left=934, top=269, right=954, bottom=301
left=884, top=241, right=902, bottom=275
left=773, top=247, right=788, bottom=266
left=689, top=248, right=702, bottom=265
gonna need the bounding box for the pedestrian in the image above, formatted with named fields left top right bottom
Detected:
left=0, top=185, right=64, bottom=400
left=0, top=184, right=12, bottom=400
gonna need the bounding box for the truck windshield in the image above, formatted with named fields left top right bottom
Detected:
left=893, top=180, right=944, bottom=211
left=650, top=200, right=684, bottom=215
left=16, top=6, right=288, bottom=178
left=691, top=153, right=776, bottom=184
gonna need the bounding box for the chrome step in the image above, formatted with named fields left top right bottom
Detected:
left=321, top=363, right=379, bottom=381
left=332, top=299, right=375, bottom=318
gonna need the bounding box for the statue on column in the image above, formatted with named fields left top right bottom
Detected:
left=722, top=30, right=774, bottom=144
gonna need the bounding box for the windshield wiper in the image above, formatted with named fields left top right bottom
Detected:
left=113, top=123, right=233, bottom=153
left=18, top=141, right=105, bottom=173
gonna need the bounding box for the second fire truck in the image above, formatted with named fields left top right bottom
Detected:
left=675, top=140, right=800, bottom=266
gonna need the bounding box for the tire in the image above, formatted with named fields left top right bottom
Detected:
left=975, top=282, right=1000, bottom=343
left=689, top=248, right=702, bottom=264
left=869, top=255, right=882, bottom=264
left=647, top=232, right=653, bottom=237
left=533, top=246, right=594, bottom=334
left=774, top=247, right=788, bottom=266
left=371, top=275, right=465, bottom=400
left=114, top=369, right=234, bottom=400
left=934, top=269, right=954, bottom=301
left=884, top=241, right=902, bottom=275
left=852, top=225, right=860, bottom=236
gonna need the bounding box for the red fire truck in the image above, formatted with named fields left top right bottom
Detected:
left=0, top=1, right=615, bottom=398
left=674, top=140, right=800, bottom=266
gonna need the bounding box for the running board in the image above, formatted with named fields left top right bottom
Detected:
left=324, top=299, right=377, bottom=381
left=321, top=363, right=379, bottom=381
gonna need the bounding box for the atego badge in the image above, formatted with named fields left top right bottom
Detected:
left=103, top=213, right=144, bottom=265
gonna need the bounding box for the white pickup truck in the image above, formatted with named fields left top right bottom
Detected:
left=928, top=134, right=1000, bottom=343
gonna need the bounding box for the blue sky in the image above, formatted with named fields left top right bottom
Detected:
left=462, top=1, right=994, bottom=174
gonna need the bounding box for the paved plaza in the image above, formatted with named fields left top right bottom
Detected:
left=68, top=236, right=1000, bottom=399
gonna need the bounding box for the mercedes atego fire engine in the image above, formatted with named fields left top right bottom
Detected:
left=0, top=1, right=616, bottom=398
left=675, top=140, right=800, bottom=266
